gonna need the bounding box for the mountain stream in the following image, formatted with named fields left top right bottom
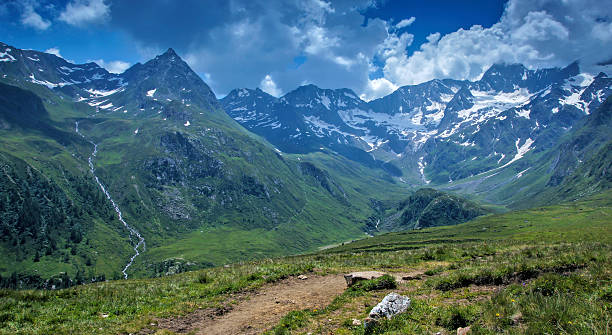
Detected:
left=75, top=121, right=145, bottom=279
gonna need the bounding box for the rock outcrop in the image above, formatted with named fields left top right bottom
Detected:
left=343, top=271, right=386, bottom=287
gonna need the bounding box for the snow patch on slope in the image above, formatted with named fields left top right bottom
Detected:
left=500, top=138, right=534, bottom=168
left=417, top=156, right=431, bottom=184
left=28, top=73, right=72, bottom=88
left=0, top=49, right=16, bottom=62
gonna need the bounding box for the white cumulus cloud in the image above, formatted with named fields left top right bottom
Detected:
left=59, top=0, right=110, bottom=26
left=21, top=5, right=51, bottom=30
left=395, top=17, right=415, bottom=29
left=260, top=74, right=283, bottom=97
left=303, top=26, right=340, bottom=55
left=91, top=59, right=131, bottom=74
left=45, top=47, right=62, bottom=58
left=360, top=77, right=398, bottom=101
left=374, top=0, right=612, bottom=89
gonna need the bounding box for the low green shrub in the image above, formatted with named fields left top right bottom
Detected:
left=435, top=304, right=478, bottom=330
left=349, top=274, right=397, bottom=293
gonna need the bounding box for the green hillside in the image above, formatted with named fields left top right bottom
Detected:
left=1, top=190, right=610, bottom=334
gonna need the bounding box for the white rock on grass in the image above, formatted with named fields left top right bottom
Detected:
left=369, top=292, right=411, bottom=319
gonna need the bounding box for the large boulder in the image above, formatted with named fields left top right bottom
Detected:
left=369, top=292, right=411, bottom=319
left=363, top=292, right=411, bottom=331
left=344, top=271, right=386, bottom=287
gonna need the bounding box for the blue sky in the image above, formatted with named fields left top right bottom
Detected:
left=363, top=1, right=506, bottom=55
left=1, top=0, right=611, bottom=100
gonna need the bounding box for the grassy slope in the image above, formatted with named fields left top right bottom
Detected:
left=133, top=150, right=411, bottom=272
left=1, top=190, right=610, bottom=334
left=329, top=190, right=612, bottom=254
left=0, top=82, right=135, bottom=280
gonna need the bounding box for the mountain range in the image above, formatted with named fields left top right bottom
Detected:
left=222, top=59, right=612, bottom=205
left=0, top=41, right=610, bottom=285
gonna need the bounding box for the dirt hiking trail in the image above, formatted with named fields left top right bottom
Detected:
left=149, top=274, right=346, bottom=334
left=196, top=274, right=345, bottom=334
left=148, top=272, right=422, bottom=334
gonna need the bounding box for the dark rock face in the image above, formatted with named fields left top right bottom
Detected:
left=121, top=48, right=220, bottom=113
left=299, top=161, right=348, bottom=203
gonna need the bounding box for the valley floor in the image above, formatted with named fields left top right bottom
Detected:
left=1, top=191, right=611, bottom=334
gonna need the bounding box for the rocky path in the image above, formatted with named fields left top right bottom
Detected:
left=196, top=275, right=346, bottom=335
left=150, top=274, right=346, bottom=335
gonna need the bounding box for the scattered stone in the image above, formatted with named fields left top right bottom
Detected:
left=100, top=313, right=109, bottom=318
left=457, top=326, right=471, bottom=335
left=511, top=312, right=523, bottom=325
left=369, top=292, right=411, bottom=320
left=363, top=317, right=377, bottom=331
left=344, top=271, right=386, bottom=287
left=298, top=275, right=308, bottom=280
left=352, top=318, right=361, bottom=326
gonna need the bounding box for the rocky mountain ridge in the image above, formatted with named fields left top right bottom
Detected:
left=221, top=60, right=612, bottom=199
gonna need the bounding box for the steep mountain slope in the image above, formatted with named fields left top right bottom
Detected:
left=514, top=95, right=612, bottom=206
left=0, top=82, right=135, bottom=285
left=0, top=42, right=119, bottom=94
left=441, top=94, right=612, bottom=208
left=0, top=42, right=408, bottom=284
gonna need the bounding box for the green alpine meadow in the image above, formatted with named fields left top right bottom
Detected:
left=1, top=0, right=611, bottom=334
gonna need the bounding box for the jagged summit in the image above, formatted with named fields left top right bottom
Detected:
left=147, top=47, right=182, bottom=65
left=481, top=63, right=527, bottom=78
left=0, top=42, right=224, bottom=117
left=162, top=47, right=178, bottom=57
